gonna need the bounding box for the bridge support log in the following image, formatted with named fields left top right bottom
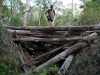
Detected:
left=18, top=42, right=75, bottom=67
left=36, top=42, right=87, bottom=70
left=13, top=32, right=97, bottom=42
left=4, top=24, right=100, bottom=31
left=57, top=55, right=74, bottom=75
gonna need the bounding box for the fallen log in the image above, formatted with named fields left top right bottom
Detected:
left=13, top=31, right=27, bottom=61
left=18, top=42, right=75, bottom=67
left=19, top=34, right=66, bottom=38
left=4, top=24, right=100, bottom=32
left=83, top=32, right=97, bottom=40
left=57, top=55, right=74, bottom=75
left=36, top=41, right=87, bottom=70
left=7, top=29, right=31, bottom=34
left=14, top=31, right=29, bottom=73
left=13, top=32, right=97, bottom=42
left=28, top=34, right=66, bottom=38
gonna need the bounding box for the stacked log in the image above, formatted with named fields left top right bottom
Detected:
left=4, top=25, right=99, bottom=74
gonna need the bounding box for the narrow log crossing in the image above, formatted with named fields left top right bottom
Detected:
left=4, top=24, right=100, bottom=74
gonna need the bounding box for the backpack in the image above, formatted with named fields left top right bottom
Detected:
left=46, top=9, right=55, bottom=18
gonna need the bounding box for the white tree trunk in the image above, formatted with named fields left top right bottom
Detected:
left=83, top=0, right=87, bottom=5
left=38, top=6, right=42, bottom=26
left=23, top=0, right=30, bottom=27
left=72, top=0, right=75, bottom=17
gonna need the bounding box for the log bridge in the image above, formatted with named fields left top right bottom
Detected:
left=4, top=24, right=100, bottom=74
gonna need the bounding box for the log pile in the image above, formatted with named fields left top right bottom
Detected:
left=5, top=25, right=100, bottom=74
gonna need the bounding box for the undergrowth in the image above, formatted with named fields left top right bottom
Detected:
left=0, top=25, right=20, bottom=75
left=67, top=37, right=100, bottom=75
left=30, top=65, right=59, bottom=75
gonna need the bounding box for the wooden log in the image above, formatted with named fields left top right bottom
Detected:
left=4, top=24, right=100, bottom=31
left=58, top=55, right=74, bottom=75
left=27, top=34, right=67, bottom=38
left=19, top=34, right=67, bottom=38
left=7, top=28, right=80, bottom=36
left=7, top=29, right=31, bottom=34
left=83, top=32, right=97, bottom=40
left=18, top=42, right=75, bottom=67
left=13, top=32, right=97, bottom=42
left=14, top=31, right=29, bottom=72
left=17, top=51, right=28, bottom=73
left=14, top=32, right=28, bottom=61
left=36, top=42, right=87, bottom=70
left=85, top=30, right=100, bottom=35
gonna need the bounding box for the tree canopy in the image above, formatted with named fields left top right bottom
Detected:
left=1, top=0, right=100, bottom=26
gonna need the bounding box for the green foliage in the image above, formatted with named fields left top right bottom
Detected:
left=78, top=0, right=100, bottom=25
left=67, top=37, right=100, bottom=75
left=1, top=5, right=11, bottom=24
left=0, top=46, right=20, bottom=75
left=47, top=65, right=59, bottom=75
left=0, top=26, right=20, bottom=75
left=40, top=12, right=48, bottom=26
left=0, top=57, right=20, bottom=75
left=27, top=18, right=38, bottom=26
left=2, top=0, right=24, bottom=26
left=55, top=8, right=73, bottom=26
left=9, top=13, right=22, bottom=26
left=29, top=65, right=59, bottom=75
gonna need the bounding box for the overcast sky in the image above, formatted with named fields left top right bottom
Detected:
left=21, top=0, right=82, bottom=5
left=61, top=0, right=82, bottom=5
left=63, top=0, right=83, bottom=9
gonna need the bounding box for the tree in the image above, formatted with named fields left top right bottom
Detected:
left=78, top=0, right=100, bottom=25
left=1, top=0, right=24, bottom=26
left=23, top=0, right=30, bottom=27
left=80, top=0, right=88, bottom=5
left=0, top=0, right=3, bottom=17
left=72, top=0, right=75, bottom=17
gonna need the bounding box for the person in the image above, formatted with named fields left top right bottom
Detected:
left=45, top=4, right=55, bottom=26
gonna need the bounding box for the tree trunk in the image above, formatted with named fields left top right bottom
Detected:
left=82, top=0, right=87, bottom=5
left=14, top=31, right=29, bottom=72
left=0, top=0, right=3, bottom=17
left=58, top=55, right=74, bottom=75
left=38, top=6, right=42, bottom=26
left=72, top=0, right=75, bottom=17
left=23, top=0, right=30, bottom=27
left=36, top=42, right=87, bottom=70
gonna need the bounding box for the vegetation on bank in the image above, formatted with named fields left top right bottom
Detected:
left=0, top=26, right=20, bottom=75
left=78, top=0, right=100, bottom=25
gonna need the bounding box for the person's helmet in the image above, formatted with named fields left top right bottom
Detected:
left=50, top=4, right=53, bottom=8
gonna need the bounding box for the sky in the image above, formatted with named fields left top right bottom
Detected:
left=21, top=0, right=82, bottom=5
left=61, top=0, right=82, bottom=5
left=61, top=0, right=82, bottom=7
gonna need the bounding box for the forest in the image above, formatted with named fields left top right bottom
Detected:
left=0, top=0, right=100, bottom=75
